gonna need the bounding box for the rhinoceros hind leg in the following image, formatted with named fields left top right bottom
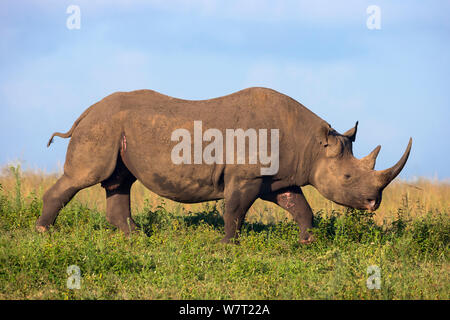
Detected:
left=37, top=149, right=122, bottom=232
left=101, top=155, right=137, bottom=234
left=36, top=174, right=93, bottom=231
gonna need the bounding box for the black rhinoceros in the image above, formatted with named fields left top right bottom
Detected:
left=36, top=87, right=412, bottom=243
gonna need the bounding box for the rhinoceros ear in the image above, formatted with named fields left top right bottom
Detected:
left=316, top=124, right=331, bottom=147
left=315, top=124, right=342, bottom=157
left=343, top=121, right=358, bottom=142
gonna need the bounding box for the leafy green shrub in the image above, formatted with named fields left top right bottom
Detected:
left=312, top=209, right=383, bottom=245
left=58, top=201, right=98, bottom=229
left=334, top=209, right=383, bottom=244
left=135, top=199, right=176, bottom=235
left=182, top=202, right=224, bottom=229
left=408, top=212, right=449, bottom=256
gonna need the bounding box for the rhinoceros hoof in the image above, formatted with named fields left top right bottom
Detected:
left=35, top=225, right=49, bottom=233
left=299, top=237, right=315, bottom=245
left=220, top=237, right=240, bottom=245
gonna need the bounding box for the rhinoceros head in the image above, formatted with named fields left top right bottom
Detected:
left=310, top=121, right=412, bottom=211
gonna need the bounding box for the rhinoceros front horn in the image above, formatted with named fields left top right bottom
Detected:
left=376, top=138, right=413, bottom=189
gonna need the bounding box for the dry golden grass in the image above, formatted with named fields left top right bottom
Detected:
left=1, top=165, right=448, bottom=225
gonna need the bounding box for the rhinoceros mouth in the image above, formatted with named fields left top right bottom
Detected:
left=364, top=198, right=380, bottom=212
left=331, top=195, right=381, bottom=212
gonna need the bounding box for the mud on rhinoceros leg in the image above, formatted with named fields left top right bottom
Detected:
left=101, top=155, right=137, bottom=235
left=261, top=186, right=314, bottom=244
left=221, top=178, right=262, bottom=244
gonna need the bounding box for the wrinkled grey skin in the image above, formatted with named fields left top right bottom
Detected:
left=36, top=87, right=412, bottom=243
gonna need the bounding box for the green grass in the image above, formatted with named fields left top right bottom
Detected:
left=0, top=174, right=449, bottom=300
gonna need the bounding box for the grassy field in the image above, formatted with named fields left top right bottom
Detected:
left=0, top=165, right=448, bottom=299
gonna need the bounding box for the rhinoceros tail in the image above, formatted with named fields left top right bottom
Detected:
left=47, top=131, right=72, bottom=147
left=47, top=106, right=93, bottom=147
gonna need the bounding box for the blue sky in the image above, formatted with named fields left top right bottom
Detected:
left=1, top=0, right=449, bottom=179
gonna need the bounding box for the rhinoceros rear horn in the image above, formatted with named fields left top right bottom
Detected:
left=376, top=138, right=413, bottom=188
left=360, top=145, right=381, bottom=170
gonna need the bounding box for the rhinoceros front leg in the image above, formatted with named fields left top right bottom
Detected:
left=221, top=178, right=261, bottom=244
left=261, top=186, right=314, bottom=244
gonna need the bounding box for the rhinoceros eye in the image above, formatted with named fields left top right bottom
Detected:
left=344, top=174, right=352, bottom=180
